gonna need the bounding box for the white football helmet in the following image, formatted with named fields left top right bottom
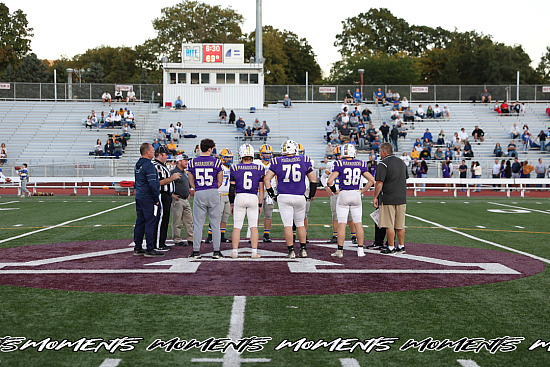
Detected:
left=281, top=140, right=298, bottom=156
left=239, top=144, right=255, bottom=159
left=342, top=143, right=357, bottom=159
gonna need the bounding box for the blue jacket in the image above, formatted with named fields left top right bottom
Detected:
left=134, top=157, right=160, bottom=201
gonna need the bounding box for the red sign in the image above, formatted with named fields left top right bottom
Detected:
left=203, top=44, right=223, bottom=63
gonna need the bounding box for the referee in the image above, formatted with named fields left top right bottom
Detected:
left=153, top=146, right=181, bottom=251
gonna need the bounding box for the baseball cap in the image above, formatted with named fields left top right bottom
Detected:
left=176, top=154, right=189, bottom=161
left=155, top=146, right=169, bottom=155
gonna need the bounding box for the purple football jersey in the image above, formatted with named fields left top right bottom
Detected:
left=187, top=156, right=223, bottom=191
left=333, top=158, right=368, bottom=191
left=230, top=163, right=265, bottom=194
left=269, top=155, right=313, bottom=195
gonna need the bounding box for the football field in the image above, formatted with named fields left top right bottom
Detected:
left=0, top=195, right=549, bottom=367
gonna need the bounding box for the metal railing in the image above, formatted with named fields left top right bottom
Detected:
left=1, top=83, right=549, bottom=103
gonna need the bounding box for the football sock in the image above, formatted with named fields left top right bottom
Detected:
left=338, top=245, right=344, bottom=251
left=264, top=229, right=270, bottom=236
left=287, top=245, right=294, bottom=253
left=351, top=231, right=356, bottom=237
left=221, top=228, right=226, bottom=234
left=251, top=248, right=257, bottom=255
left=300, top=243, right=306, bottom=250
left=333, top=231, right=337, bottom=237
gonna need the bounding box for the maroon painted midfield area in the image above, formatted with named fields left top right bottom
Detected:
left=0, top=240, right=544, bottom=296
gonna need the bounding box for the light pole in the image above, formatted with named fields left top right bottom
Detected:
left=74, top=68, right=86, bottom=86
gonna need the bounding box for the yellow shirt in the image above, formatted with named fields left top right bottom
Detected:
left=410, top=150, right=420, bottom=159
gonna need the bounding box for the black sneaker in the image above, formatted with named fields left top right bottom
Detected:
left=380, top=246, right=396, bottom=254
left=133, top=248, right=146, bottom=256
left=188, top=251, right=201, bottom=259
left=212, top=251, right=224, bottom=259
left=174, top=241, right=186, bottom=247
left=395, top=246, right=406, bottom=254
left=365, top=243, right=379, bottom=249
left=328, top=236, right=338, bottom=244
left=187, top=240, right=194, bottom=247
left=144, top=250, right=165, bottom=257
left=204, top=234, right=212, bottom=244
left=220, top=234, right=229, bottom=243
left=263, top=235, right=272, bottom=243
left=157, top=245, right=171, bottom=252
left=351, top=236, right=358, bottom=245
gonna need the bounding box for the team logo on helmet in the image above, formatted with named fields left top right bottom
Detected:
left=342, top=144, right=357, bottom=159
left=239, top=144, right=255, bottom=159
left=219, top=148, right=233, bottom=165
left=297, top=144, right=305, bottom=156
left=259, top=144, right=273, bottom=161
left=333, top=145, right=342, bottom=157
left=281, top=140, right=298, bottom=156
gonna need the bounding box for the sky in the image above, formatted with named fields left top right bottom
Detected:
left=5, top=0, right=550, bottom=76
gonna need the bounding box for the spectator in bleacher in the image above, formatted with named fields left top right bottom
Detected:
left=349, top=136, right=357, bottom=147
left=492, top=159, right=501, bottom=187
left=426, top=105, right=435, bottom=119
left=473, top=162, right=482, bottom=191
left=481, top=89, right=492, bottom=103
left=156, top=129, right=167, bottom=145
left=385, top=89, right=394, bottom=103
left=507, top=140, right=518, bottom=158
left=124, top=109, right=135, bottom=128
left=228, top=110, right=236, bottom=124
left=493, top=143, right=503, bottom=157
left=443, top=105, right=450, bottom=119
left=252, top=118, right=261, bottom=132
left=510, top=123, right=520, bottom=139
left=283, top=94, right=292, bottom=108
left=410, top=149, right=420, bottom=160
left=533, top=130, right=548, bottom=151
left=325, top=121, right=333, bottom=143
left=152, top=139, right=160, bottom=150
left=368, top=150, right=377, bottom=163
left=340, top=123, right=351, bottom=142
left=392, top=95, right=400, bottom=110
left=102, top=91, right=112, bottom=106
left=353, top=88, right=362, bottom=103
left=472, top=126, right=485, bottom=144
left=511, top=157, right=521, bottom=178
left=329, top=129, right=341, bottom=145
left=411, top=158, right=420, bottom=177
left=167, top=140, right=178, bottom=156
left=416, top=104, right=426, bottom=119
left=444, top=147, right=453, bottom=161
left=258, top=124, right=268, bottom=141
left=513, top=102, right=521, bottom=114
left=390, top=108, right=399, bottom=121
left=401, top=97, right=409, bottom=110
left=93, top=139, right=103, bottom=156
left=344, top=90, right=353, bottom=104
left=113, top=111, right=122, bottom=127
left=104, top=138, right=115, bottom=156
left=403, top=106, right=415, bottom=122
left=371, top=135, right=381, bottom=153
left=175, top=122, right=183, bottom=138
left=420, top=147, right=431, bottom=160
left=413, top=138, right=422, bottom=152
left=350, top=107, right=360, bottom=127
left=115, top=87, right=124, bottom=102
left=522, top=160, right=534, bottom=178
left=127, top=88, right=136, bottom=104
left=194, top=145, right=201, bottom=157
left=494, top=101, right=501, bottom=113
left=85, top=115, right=93, bottom=130
left=390, top=124, right=399, bottom=152
left=325, top=143, right=334, bottom=159
left=504, top=160, right=512, bottom=178
left=500, top=100, right=510, bottom=114
left=434, top=147, right=444, bottom=160
left=422, top=129, right=433, bottom=143
left=218, top=107, right=227, bottom=123
left=175, top=96, right=184, bottom=109
left=400, top=152, right=411, bottom=167
left=521, top=103, right=526, bottom=116
left=521, top=129, right=532, bottom=151
left=167, top=124, right=176, bottom=142
left=463, top=140, right=474, bottom=158
left=260, top=120, right=270, bottom=134
left=0, top=143, right=6, bottom=165
left=122, top=123, right=131, bottom=139
left=458, top=128, right=468, bottom=143
left=236, top=117, right=246, bottom=133
left=535, top=158, right=546, bottom=180
left=244, top=126, right=253, bottom=141
left=358, top=126, right=367, bottom=149
left=436, top=130, right=445, bottom=145
left=379, top=122, right=390, bottom=143
left=113, top=138, right=124, bottom=159
left=453, top=137, right=462, bottom=158
left=431, top=104, right=441, bottom=119
left=374, top=88, right=385, bottom=105
left=398, top=121, right=407, bottom=139
left=361, top=106, right=372, bottom=122
left=104, top=113, right=113, bottom=129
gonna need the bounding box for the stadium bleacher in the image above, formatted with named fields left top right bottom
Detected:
left=0, top=100, right=548, bottom=178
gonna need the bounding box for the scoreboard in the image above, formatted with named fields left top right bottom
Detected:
left=181, top=43, right=244, bottom=64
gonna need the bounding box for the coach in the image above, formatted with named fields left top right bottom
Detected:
left=153, top=146, right=181, bottom=252
left=133, top=143, right=163, bottom=257
left=373, top=143, right=408, bottom=254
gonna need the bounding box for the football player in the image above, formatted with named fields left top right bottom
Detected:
left=297, top=143, right=314, bottom=240
left=253, top=144, right=276, bottom=242
left=327, top=144, right=375, bottom=257
left=229, top=144, right=265, bottom=259
left=205, top=148, right=232, bottom=244
left=264, top=140, right=317, bottom=258
left=320, top=145, right=358, bottom=244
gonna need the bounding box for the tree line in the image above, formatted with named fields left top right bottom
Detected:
left=1, top=2, right=549, bottom=86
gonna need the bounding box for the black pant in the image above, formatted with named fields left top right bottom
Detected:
left=374, top=224, right=386, bottom=246
left=154, top=193, right=172, bottom=248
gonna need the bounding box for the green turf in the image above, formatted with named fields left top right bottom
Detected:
left=0, top=195, right=549, bottom=366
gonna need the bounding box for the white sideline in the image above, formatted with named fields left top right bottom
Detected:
left=406, top=214, right=550, bottom=265
left=457, top=360, right=482, bottom=367
left=487, top=202, right=550, bottom=215
left=98, top=359, right=121, bottom=367
left=0, top=202, right=135, bottom=245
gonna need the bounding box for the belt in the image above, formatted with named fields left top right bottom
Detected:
left=176, top=194, right=189, bottom=200
left=161, top=191, right=172, bottom=196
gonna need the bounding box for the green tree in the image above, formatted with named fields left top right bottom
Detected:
left=49, top=57, right=73, bottom=83
left=83, top=62, right=105, bottom=83
left=74, top=46, right=141, bottom=83
left=246, top=26, right=322, bottom=85
left=0, top=3, right=33, bottom=76
left=536, top=46, right=550, bottom=83
left=14, top=53, right=49, bottom=82
left=147, top=0, right=244, bottom=62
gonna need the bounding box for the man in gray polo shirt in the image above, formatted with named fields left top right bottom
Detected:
left=171, top=153, right=193, bottom=247
left=373, top=143, right=408, bottom=254
left=535, top=158, right=546, bottom=191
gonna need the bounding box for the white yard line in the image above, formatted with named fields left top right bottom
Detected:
left=339, top=358, right=362, bottom=367
left=223, top=296, right=247, bottom=367
left=406, top=214, right=550, bottom=265
left=488, top=202, right=550, bottom=215
left=0, top=202, right=135, bottom=245
left=0, top=201, right=19, bottom=205
left=457, top=360, right=481, bottom=367
left=98, top=359, right=122, bottom=367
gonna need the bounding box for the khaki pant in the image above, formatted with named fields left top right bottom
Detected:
left=379, top=204, right=406, bottom=229
left=171, top=198, right=193, bottom=242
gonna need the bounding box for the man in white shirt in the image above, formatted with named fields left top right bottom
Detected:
left=434, top=104, right=442, bottom=118
left=102, top=91, right=112, bottom=106
left=127, top=88, right=136, bottom=104
left=400, top=152, right=411, bottom=166
left=510, top=123, right=520, bottom=139
left=492, top=159, right=501, bottom=190
left=114, top=88, right=123, bottom=102
left=124, top=109, right=135, bottom=128
left=458, top=128, right=468, bottom=142
left=416, top=104, right=425, bottom=119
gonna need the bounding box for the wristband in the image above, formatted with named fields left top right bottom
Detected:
left=329, top=185, right=337, bottom=193
left=258, top=203, right=263, bottom=208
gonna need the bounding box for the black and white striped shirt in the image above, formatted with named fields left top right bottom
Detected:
left=153, top=159, right=174, bottom=194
